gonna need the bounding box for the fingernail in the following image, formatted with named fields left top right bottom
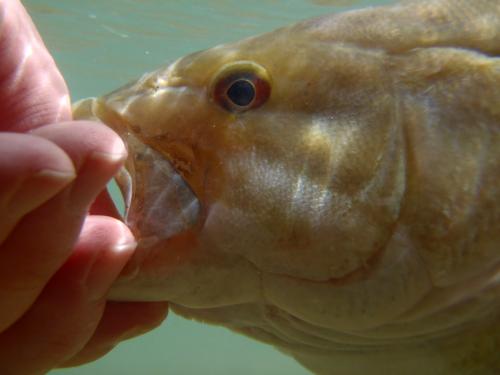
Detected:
left=90, top=137, right=127, bottom=164
left=8, top=169, right=76, bottom=212
left=22, top=168, right=76, bottom=193
left=112, top=241, right=138, bottom=253
left=85, top=240, right=137, bottom=301
left=32, top=168, right=77, bottom=182
left=68, top=138, right=127, bottom=210
left=90, top=151, right=127, bottom=164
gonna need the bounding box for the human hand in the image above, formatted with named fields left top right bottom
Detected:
left=0, top=1, right=168, bottom=373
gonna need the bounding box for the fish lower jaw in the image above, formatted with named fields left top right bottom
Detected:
left=170, top=301, right=500, bottom=375
left=170, top=300, right=499, bottom=345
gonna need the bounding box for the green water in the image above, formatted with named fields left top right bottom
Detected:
left=22, top=1, right=392, bottom=374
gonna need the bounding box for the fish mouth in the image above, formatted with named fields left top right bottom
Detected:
left=73, top=97, right=201, bottom=248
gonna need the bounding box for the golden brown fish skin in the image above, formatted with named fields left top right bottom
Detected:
left=301, top=0, right=500, bottom=54
left=73, top=0, right=500, bottom=373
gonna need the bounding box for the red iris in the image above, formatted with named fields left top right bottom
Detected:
left=212, top=71, right=271, bottom=112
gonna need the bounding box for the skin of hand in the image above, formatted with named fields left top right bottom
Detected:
left=0, top=0, right=168, bottom=373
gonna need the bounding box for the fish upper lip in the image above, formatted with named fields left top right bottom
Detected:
left=93, top=97, right=131, bottom=138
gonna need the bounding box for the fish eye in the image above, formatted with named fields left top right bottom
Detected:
left=226, top=79, right=256, bottom=107
left=211, top=61, right=271, bottom=113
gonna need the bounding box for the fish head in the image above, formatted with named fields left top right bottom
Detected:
left=74, top=1, right=500, bottom=372
left=74, top=21, right=407, bottom=328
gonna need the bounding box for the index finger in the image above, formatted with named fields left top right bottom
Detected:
left=0, top=0, right=71, bottom=132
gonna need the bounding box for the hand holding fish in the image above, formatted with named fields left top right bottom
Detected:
left=0, top=1, right=167, bottom=373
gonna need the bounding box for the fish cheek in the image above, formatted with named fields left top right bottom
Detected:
left=223, top=98, right=401, bottom=278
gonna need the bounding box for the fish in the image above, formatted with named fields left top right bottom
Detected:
left=73, top=0, right=500, bottom=373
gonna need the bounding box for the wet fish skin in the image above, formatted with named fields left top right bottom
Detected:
left=74, top=0, right=500, bottom=374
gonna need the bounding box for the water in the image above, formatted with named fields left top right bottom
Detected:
left=22, top=1, right=392, bottom=374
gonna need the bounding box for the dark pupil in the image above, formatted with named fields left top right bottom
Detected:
left=226, top=79, right=255, bottom=107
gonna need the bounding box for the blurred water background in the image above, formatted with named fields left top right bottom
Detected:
left=23, top=1, right=393, bottom=374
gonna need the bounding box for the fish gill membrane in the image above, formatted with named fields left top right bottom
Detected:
left=73, top=0, right=500, bottom=374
